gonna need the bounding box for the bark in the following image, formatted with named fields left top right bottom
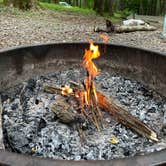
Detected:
left=83, top=0, right=89, bottom=8
left=51, top=0, right=59, bottom=3
left=114, top=25, right=157, bottom=33
left=149, top=0, right=157, bottom=15
left=93, top=0, right=104, bottom=15
left=104, top=0, right=114, bottom=16
left=161, top=0, right=166, bottom=15
left=118, top=0, right=126, bottom=10
left=96, top=91, right=158, bottom=142
left=94, top=20, right=157, bottom=33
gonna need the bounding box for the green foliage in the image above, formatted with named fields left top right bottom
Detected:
left=0, top=0, right=36, bottom=15
left=0, top=5, right=23, bottom=15
left=114, top=8, right=132, bottom=19
left=87, top=0, right=94, bottom=9
left=40, top=2, right=95, bottom=15
left=40, top=0, right=51, bottom=2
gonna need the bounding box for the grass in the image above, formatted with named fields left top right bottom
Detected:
left=101, top=12, right=122, bottom=23
left=40, top=2, right=121, bottom=22
left=0, top=0, right=120, bottom=23
left=0, top=1, right=95, bottom=16
left=40, top=2, right=95, bottom=16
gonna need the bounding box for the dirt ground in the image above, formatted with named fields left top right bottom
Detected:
left=0, top=8, right=166, bottom=53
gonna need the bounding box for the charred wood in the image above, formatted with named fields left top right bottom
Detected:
left=44, top=85, right=158, bottom=142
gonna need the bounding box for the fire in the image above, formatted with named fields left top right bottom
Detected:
left=59, top=40, right=103, bottom=130
left=83, top=41, right=100, bottom=105
left=80, top=41, right=104, bottom=130
left=59, top=40, right=106, bottom=129
left=61, top=85, right=73, bottom=96
left=83, top=42, right=100, bottom=78
left=100, top=34, right=109, bottom=43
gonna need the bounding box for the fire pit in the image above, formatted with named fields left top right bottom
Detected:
left=0, top=42, right=166, bottom=166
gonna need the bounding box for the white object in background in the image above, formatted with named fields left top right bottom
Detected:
left=163, top=15, right=166, bottom=38
left=59, top=2, right=72, bottom=8
left=123, top=19, right=145, bottom=26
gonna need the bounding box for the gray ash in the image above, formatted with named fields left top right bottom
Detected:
left=2, top=68, right=166, bottom=160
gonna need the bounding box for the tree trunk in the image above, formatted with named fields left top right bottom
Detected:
left=3, top=0, right=38, bottom=10
left=149, top=0, right=157, bottom=15
left=104, top=0, right=114, bottom=16
left=161, top=0, right=166, bottom=15
left=118, top=0, right=126, bottom=10
left=51, top=0, right=59, bottom=3
left=93, top=0, right=104, bottom=15
left=83, top=0, right=89, bottom=8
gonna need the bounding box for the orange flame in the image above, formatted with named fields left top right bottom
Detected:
left=83, top=41, right=100, bottom=105
left=83, top=41, right=100, bottom=78
left=100, top=34, right=109, bottom=43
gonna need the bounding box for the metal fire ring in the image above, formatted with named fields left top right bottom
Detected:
left=0, top=43, right=166, bottom=166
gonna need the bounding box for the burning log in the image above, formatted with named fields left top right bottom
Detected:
left=44, top=85, right=158, bottom=142
left=96, top=91, right=158, bottom=142
left=44, top=40, right=158, bottom=142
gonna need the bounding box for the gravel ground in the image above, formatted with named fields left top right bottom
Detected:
left=0, top=7, right=166, bottom=53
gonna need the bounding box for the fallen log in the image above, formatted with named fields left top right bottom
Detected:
left=114, top=25, right=157, bottom=33
left=94, top=19, right=157, bottom=33
left=44, top=85, right=158, bottom=142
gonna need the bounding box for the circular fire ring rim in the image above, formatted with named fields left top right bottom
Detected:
left=0, top=149, right=166, bottom=166
left=0, top=42, right=166, bottom=56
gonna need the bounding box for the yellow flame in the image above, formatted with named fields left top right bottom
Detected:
left=83, top=41, right=100, bottom=105
left=61, top=85, right=73, bottom=96
left=83, top=42, right=100, bottom=78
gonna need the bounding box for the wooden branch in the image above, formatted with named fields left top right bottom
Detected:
left=96, top=91, right=158, bottom=142
left=44, top=85, right=62, bottom=94
left=44, top=85, right=158, bottom=142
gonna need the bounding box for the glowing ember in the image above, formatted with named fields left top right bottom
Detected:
left=61, top=85, right=73, bottom=96
left=100, top=34, right=109, bottom=43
